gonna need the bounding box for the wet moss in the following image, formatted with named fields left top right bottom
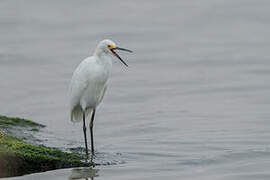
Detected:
left=0, top=115, right=92, bottom=178
left=0, top=135, right=89, bottom=177
left=0, top=115, right=45, bottom=128
left=30, top=128, right=39, bottom=132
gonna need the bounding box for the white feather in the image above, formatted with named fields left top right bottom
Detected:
left=69, top=41, right=113, bottom=122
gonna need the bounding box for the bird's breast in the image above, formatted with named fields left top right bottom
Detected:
left=80, top=65, right=111, bottom=109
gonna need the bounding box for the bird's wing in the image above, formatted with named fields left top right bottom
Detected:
left=69, top=58, right=95, bottom=122
left=69, top=57, right=93, bottom=112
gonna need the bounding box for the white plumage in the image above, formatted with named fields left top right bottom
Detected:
left=69, top=39, right=132, bottom=157
left=70, top=55, right=111, bottom=122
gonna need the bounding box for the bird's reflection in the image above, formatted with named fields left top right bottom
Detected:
left=69, top=167, right=99, bottom=180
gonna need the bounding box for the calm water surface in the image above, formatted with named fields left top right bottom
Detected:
left=1, top=0, right=270, bottom=179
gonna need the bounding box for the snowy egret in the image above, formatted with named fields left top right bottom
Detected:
left=70, top=39, right=132, bottom=158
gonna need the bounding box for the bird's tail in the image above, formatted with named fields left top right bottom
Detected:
left=70, top=106, right=83, bottom=123
left=70, top=106, right=93, bottom=122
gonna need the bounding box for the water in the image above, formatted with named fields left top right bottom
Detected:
left=1, top=0, right=270, bottom=179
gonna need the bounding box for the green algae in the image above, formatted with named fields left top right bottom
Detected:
left=0, top=135, right=88, bottom=177
left=0, top=115, right=92, bottom=178
left=0, top=115, right=45, bottom=128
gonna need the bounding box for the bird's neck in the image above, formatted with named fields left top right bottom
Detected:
left=94, top=53, right=113, bottom=68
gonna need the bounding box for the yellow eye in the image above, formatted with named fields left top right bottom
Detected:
left=107, top=45, right=111, bottom=48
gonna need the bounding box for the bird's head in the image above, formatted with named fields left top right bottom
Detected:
left=95, top=39, right=133, bottom=67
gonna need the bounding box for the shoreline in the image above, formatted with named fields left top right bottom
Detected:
left=0, top=115, right=93, bottom=178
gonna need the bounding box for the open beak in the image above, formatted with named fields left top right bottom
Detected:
left=110, top=47, right=133, bottom=67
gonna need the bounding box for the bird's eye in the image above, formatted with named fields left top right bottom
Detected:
left=107, top=45, right=111, bottom=48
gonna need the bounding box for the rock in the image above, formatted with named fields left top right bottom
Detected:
left=0, top=115, right=92, bottom=178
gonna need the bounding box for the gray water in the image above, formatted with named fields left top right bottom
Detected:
left=1, top=0, right=270, bottom=179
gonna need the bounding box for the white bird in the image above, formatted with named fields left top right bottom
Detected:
left=69, top=39, right=132, bottom=159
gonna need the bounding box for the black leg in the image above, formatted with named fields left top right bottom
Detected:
left=83, top=111, right=89, bottom=159
left=90, top=109, right=96, bottom=154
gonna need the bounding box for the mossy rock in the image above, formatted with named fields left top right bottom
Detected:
left=0, top=115, right=45, bottom=128
left=0, top=115, right=45, bottom=127
left=0, top=115, right=93, bottom=178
